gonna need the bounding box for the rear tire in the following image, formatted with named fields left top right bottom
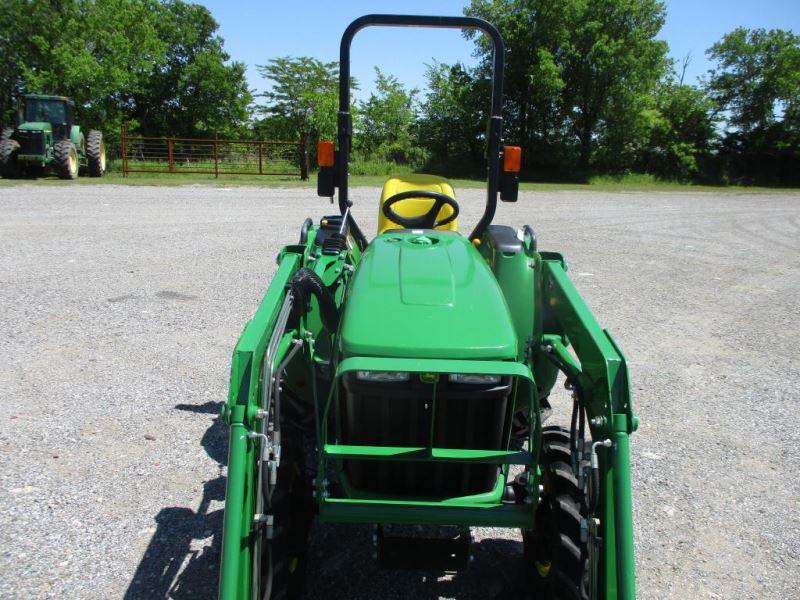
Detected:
left=54, top=140, right=79, bottom=179
left=1, top=127, right=13, bottom=142
left=86, top=129, right=105, bottom=177
left=0, top=138, right=20, bottom=178
left=523, top=426, right=589, bottom=600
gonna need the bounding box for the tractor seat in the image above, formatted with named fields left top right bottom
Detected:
left=377, top=174, right=458, bottom=234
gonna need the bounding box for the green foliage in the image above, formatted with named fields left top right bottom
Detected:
left=0, top=0, right=251, bottom=142
left=641, top=80, right=717, bottom=180
left=465, top=0, right=670, bottom=174
left=356, top=68, right=425, bottom=166
left=2, top=2, right=797, bottom=186
left=0, top=0, right=77, bottom=123
left=706, top=28, right=800, bottom=133
left=348, top=157, right=415, bottom=177
left=131, top=1, right=252, bottom=138
left=705, top=28, right=800, bottom=184
left=255, top=56, right=342, bottom=142
left=255, top=56, right=351, bottom=177
left=416, top=61, right=489, bottom=175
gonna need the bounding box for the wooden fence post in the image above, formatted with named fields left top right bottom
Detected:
left=168, top=138, right=174, bottom=173
left=258, top=142, right=263, bottom=175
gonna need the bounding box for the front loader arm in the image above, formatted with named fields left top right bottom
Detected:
left=537, top=256, right=637, bottom=600
left=218, top=234, right=354, bottom=600
left=219, top=252, right=302, bottom=600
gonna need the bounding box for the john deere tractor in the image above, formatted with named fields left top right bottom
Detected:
left=0, top=94, right=105, bottom=179
left=218, top=15, right=637, bottom=600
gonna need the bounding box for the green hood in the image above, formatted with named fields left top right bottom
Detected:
left=18, top=122, right=52, bottom=132
left=340, top=231, right=517, bottom=360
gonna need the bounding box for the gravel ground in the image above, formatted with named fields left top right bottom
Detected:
left=0, top=184, right=798, bottom=600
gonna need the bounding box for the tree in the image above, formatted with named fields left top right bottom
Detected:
left=256, top=56, right=346, bottom=179
left=417, top=61, right=490, bottom=175
left=0, top=0, right=163, bottom=134
left=0, top=1, right=251, bottom=142
left=357, top=68, right=424, bottom=165
left=0, top=0, right=77, bottom=124
left=130, top=0, right=252, bottom=138
left=705, top=28, right=800, bottom=184
left=706, top=28, right=800, bottom=134
left=642, top=80, right=717, bottom=180
left=465, top=0, right=669, bottom=174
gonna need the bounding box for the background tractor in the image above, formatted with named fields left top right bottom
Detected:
left=0, top=94, right=106, bottom=179
left=217, top=14, right=637, bottom=600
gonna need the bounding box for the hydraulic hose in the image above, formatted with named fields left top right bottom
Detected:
left=543, top=348, right=603, bottom=514
left=288, top=268, right=340, bottom=333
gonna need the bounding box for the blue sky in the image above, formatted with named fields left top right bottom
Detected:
left=198, top=0, right=800, bottom=101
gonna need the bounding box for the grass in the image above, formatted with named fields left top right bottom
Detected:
left=0, top=169, right=796, bottom=192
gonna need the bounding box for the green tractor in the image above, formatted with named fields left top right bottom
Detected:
left=218, top=15, right=637, bottom=600
left=0, top=94, right=106, bottom=179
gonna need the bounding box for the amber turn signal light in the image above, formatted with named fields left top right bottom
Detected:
left=503, top=146, right=522, bottom=173
left=318, top=140, right=335, bottom=167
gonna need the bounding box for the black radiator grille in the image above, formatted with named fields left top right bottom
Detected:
left=339, top=374, right=512, bottom=498
left=16, top=131, right=45, bottom=155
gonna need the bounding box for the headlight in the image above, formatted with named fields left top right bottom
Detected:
left=448, top=373, right=501, bottom=385
left=356, top=370, right=410, bottom=382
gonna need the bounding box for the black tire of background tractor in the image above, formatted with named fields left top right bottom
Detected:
left=523, top=425, right=589, bottom=600
left=0, top=138, right=20, bottom=178
left=260, top=423, right=313, bottom=600
left=86, top=129, right=105, bottom=177
left=1, top=127, right=13, bottom=142
left=54, top=140, right=79, bottom=180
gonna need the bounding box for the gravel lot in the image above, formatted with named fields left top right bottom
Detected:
left=0, top=184, right=798, bottom=599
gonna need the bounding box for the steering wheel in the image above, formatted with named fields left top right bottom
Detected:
left=382, top=191, right=460, bottom=229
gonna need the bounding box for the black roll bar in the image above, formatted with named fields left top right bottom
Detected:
left=337, top=14, right=505, bottom=247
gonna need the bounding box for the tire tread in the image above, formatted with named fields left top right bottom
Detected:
left=525, top=426, right=589, bottom=600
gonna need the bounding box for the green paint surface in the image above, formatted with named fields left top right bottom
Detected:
left=17, top=122, right=52, bottom=132
left=340, top=232, right=517, bottom=359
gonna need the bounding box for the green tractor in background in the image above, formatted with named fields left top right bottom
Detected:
left=0, top=94, right=106, bottom=179
left=218, top=15, right=637, bottom=600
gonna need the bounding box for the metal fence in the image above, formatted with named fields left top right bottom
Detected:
left=120, top=124, right=302, bottom=178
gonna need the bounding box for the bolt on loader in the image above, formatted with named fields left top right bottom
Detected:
left=218, top=14, right=637, bottom=600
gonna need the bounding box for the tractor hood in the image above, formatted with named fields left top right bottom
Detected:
left=18, top=122, right=52, bottom=132
left=339, top=232, right=517, bottom=360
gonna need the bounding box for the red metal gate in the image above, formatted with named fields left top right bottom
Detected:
left=120, top=124, right=302, bottom=178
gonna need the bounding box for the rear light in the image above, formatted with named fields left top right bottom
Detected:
left=356, top=371, right=409, bottom=382
left=448, top=373, right=501, bottom=385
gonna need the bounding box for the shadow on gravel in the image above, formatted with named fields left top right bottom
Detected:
left=304, top=523, right=526, bottom=600
left=124, top=401, right=227, bottom=600
left=125, top=401, right=526, bottom=599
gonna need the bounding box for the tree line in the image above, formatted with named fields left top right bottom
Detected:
left=256, top=1, right=799, bottom=185
left=2, top=0, right=798, bottom=184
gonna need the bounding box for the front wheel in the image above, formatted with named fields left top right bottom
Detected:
left=86, top=129, right=106, bottom=177
left=257, top=423, right=313, bottom=600
left=54, top=140, right=79, bottom=180
left=523, top=425, right=589, bottom=599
